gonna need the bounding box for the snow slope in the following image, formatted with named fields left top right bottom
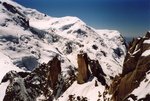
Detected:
left=57, top=77, right=106, bottom=101
left=0, top=0, right=126, bottom=100
left=131, top=70, right=150, bottom=100
left=0, top=52, right=22, bottom=101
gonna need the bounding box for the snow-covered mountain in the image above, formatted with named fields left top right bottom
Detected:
left=0, top=0, right=127, bottom=101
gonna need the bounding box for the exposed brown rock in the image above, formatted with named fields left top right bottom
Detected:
left=33, top=55, right=76, bottom=100
left=77, top=53, right=106, bottom=85
left=109, top=32, right=150, bottom=101
left=77, top=53, right=90, bottom=84
left=122, top=38, right=143, bottom=76
left=47, top=56, right=61, bottom=89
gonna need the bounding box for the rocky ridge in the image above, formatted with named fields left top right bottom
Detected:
left=2, top=56, right=76, bottom=101
left=2, top=52, right=109, bottom=101
left=109, top=32, right=150, bottom=101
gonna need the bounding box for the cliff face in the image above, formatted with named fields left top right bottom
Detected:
left=47, top=56, right=61, bottom=90
left=109, top=32, right=150, bottom=101
left=77, top=53, right=90, bottom=84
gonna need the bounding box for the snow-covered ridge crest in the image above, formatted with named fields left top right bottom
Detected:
left=30, top=16, right=85, bottom=30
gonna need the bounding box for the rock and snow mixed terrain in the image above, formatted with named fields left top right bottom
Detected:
left=0, top=0, right=149, bottom=101
left=0, top=0, right=126, bottom=100
left=109, top=32, right=150, bottom=101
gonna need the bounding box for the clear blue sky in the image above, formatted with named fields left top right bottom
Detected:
left=14, top=0, right=150, bottom=38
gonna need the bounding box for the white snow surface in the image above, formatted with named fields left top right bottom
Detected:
left=0, top=52, right=22, bottom=100
left=0, top=0, right=127, bottom=100
left=129, top=71, right=150, bottom=100
left=142, top=50, right=150, bottom=57
left=0, top=81, right=10, bottom=101
left=143, top=39, right=150, bottom=44
left=57, top=77, right=105, bottom=101
left=0, top=52, right=22, bottom=81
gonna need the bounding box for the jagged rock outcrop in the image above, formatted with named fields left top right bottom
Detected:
left=109, top=32, right=150, bottom=101
left=2, top=55, right=75, bottom=101
left=77, top=53, right=106, bottom=85
left=89, top=60, right=106, bottom=85
left=47, top=56, right=61, bottom=90
left=77, top=53, right=90, bottom=84
left=2, top=52, right=108, bottom=101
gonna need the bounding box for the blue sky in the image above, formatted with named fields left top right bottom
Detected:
left=14, top=0, right=150, bottom=38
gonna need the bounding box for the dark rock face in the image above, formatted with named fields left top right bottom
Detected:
left=1, top=71, right=19, bottom=83
left=89, top=60, right=106, bottom=85
left=13, top=16, right=29, bottom=29
left=2, top=68, right=45, bottom=101
left=65, top=42, right=73, bottom=54
left=2, top=71, right=39, bottom=101
left=77, top=53, right=106, bottom=85
left=2, top=56, right=75, bottom=101
left=113, top=48, right=123, bottom=57
left=109, top=32, right=150, bottom=101
left=3, top=2, right=18, bottom=14
left=2, top=2, right=29, bottom=29
left=47, top=56, right=61, bottom=90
